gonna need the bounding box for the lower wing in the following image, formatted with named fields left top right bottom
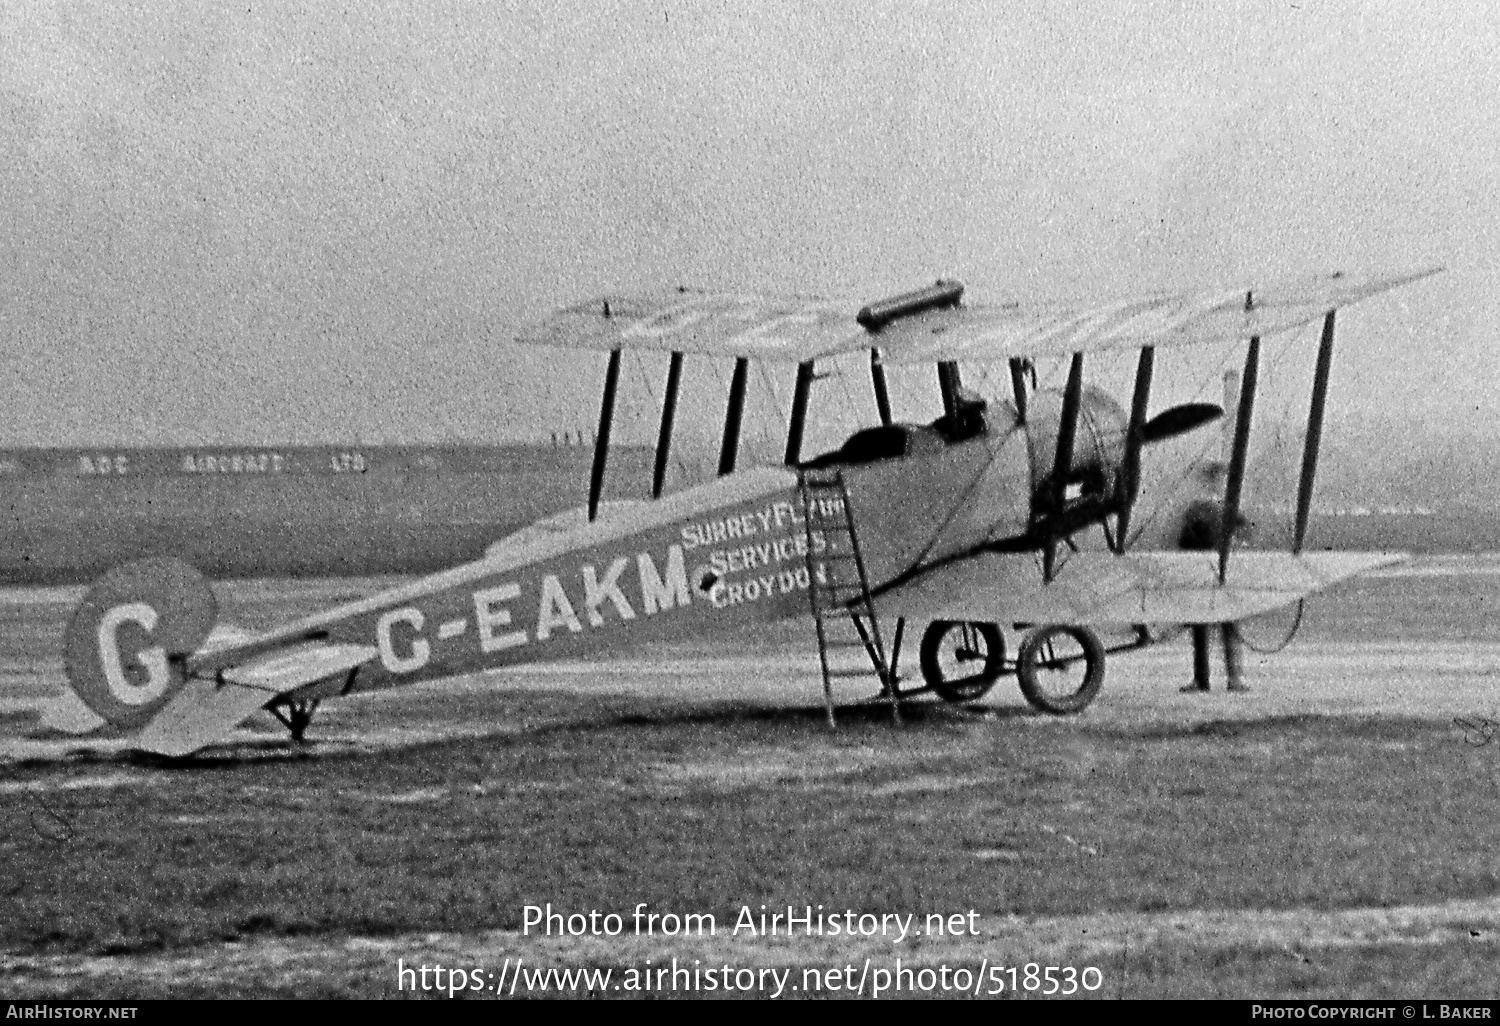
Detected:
left=873, top=550, right=1402, bottom=625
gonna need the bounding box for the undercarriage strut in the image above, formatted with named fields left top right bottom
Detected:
left=268, top=699, right=320, bottom=742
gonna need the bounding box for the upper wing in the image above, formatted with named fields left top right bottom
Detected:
left=516, top=268, right=1440, bottom=364
left=516, top=288, right=856, bottom=362
left=873, top=550, right=1404, bottom=626
left=870, top=268, right=1439, bottom=364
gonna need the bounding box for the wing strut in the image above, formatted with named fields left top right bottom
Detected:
left=937, top=361, right=962, bottom=420
left=652, top=351, right=684, bottom=499
left=718, top=356, right=750, bottom=476
left=870, top=349, right=893, bottom=427
left=785, top=359, right=815, bottom=465
left=1293, top=311, right=1337, bottom=553
left=1044, top=352, right=1085, bottom=581
left=860, top=280, right=963, bottom=422
left=1115, top=346, right=1155, bottom=553
left=1219, top=312, right=1261, bottom=581
left=588, top=348, right=622, bottom=521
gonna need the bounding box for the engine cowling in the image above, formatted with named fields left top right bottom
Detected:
left=1023, top=386, right=1131, bottom=521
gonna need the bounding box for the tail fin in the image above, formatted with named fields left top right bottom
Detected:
left=63, top=558, right=217, bottom=730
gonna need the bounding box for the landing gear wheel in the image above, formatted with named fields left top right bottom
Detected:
left=1016, top=625, right=1105, bottom=714
left=919, top=620, right=1005, bottom=703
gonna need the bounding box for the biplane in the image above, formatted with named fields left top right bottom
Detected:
left=49, top=268, right=1439, bottom=756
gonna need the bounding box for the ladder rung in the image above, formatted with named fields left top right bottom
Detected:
left=802, top=474, right=894, bottom=708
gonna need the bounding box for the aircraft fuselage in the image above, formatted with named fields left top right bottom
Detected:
left=183, top=388, right=1137, bottom=700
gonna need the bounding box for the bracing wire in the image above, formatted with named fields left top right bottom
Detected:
left=755, top=359, right=788, bottom=462
left=626, top=350, right=662, bottom=494
left=698, top=357, right=733, bottom=482
left=829, top=353, right=865, bottom=454
left=630, top=350, right=654, bottom=441
left=632, top=349, right=706, bottom=490
left=1237, top=599, right=1306, bottom=654
left=1121, top=327, right=1313, bottom=654
left=1122, top=342, right=1242, bottom=549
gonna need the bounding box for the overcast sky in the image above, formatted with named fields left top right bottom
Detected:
left=0, top=1, right=1492, bottom=448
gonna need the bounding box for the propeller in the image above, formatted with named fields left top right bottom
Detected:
left=1140, top=403, right=1224, bottom=445
left=1116, top=373, right=1223, bottom=554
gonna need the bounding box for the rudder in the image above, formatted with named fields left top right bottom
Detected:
left=63, top=557, right=217, bottom=730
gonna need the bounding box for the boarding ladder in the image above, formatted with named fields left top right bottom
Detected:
left=797, top=469, right=901, bottom=727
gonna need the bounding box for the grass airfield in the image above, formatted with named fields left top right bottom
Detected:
left=3, top=560, right=1500, bottom=998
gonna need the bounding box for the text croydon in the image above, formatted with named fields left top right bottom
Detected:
left=522, top=904, right=981, bottom=943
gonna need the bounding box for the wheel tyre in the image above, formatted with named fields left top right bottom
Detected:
left=919, top=620, right=1005, bottom=703
left=1016, top=625, right=1106, bottom=714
